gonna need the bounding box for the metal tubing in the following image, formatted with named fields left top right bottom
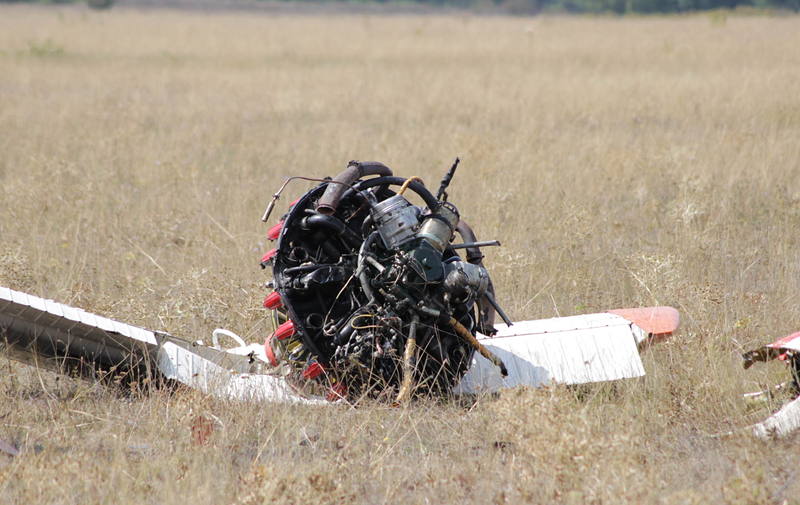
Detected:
left=450, top=240, right=501, bottom=250
left=316, top=161, right=393, bottom=215
left=484, top=291, right=513, bottom=327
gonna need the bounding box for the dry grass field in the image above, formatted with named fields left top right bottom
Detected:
left=2, top=4, right=800, bottom=504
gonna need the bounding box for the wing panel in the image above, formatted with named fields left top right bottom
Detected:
left=455, top=322, right=644, bottom=394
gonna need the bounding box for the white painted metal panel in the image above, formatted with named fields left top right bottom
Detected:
left=157, top=341, right=324, bottom=405
left=77, top=309, right=98, bottom=328
left=629, top=323, right=648, bottom=346
left=44, top=299, right=65, bottom=318
left=131, top=326, right=157, bottom=345
left=3, top=292, right=27, bottom=317
left=783, top=341, right=800, bottom=352
left=10, top=290, right=29, bottom=307
left=770, top=334, right=800, bottom=353
left=111, top=320, right=132, bottom=338
left=485, top=312, right=630, bottom=338
left=225, top=374, right=328, bottom=404
left=0, top=286, right=158, bottom=347
left=60, top=304, right=82, bottom=322
left=27, top=295, right=47, bottom=315
left=455, top=314, right=645, bottom=394
left=93, top=315, right=116, bottom=333
left=752, top=396, right=800, bottom=438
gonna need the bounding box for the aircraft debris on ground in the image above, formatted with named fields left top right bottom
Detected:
left=0, top=284, right=677, bottom=404
left=743, top=332, right=800, bottom=438
left=8, top=160, right=790, bottom=436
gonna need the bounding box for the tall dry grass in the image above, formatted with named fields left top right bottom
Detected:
left=1, top=4, right=800, bottom=503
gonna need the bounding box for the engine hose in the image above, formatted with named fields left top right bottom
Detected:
left=449, top=317, right=508, bottom=377
left=342, top=176, right=440, bottom=211
left=398, top=176, right=424, bottom=196
left=283, top=263, right=322, bottom=275
left=314, top=234, right=343, bottom=261
left=330, top=302, right=376, bottom=341
left=395, top=316, right=419, bottom=404
left=317, top=161, right=393, bottom=215
left=333, top=317, right=358, bottom=345
left=301, top=213, right=362, bottom=248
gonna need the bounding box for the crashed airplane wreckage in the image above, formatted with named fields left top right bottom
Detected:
left=742, top=333, right=800, bottom=437
left=0, top=160, right=686, bottom=407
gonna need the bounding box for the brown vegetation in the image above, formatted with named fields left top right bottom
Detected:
left=1, top=5, right=800, bottom=503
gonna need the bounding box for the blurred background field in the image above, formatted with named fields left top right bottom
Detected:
left=5, top=0, right=800, bottom=16
left=1, top=4, right=800, bottom=504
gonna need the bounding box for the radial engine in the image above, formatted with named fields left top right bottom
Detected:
left=259, top=160, right=510, bottom=401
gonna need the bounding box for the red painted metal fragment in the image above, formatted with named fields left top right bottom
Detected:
left=767, top=331, right=800, bottom=352
left=264, top=333, right=279, bottom=367
left=261, top=249, right=277, bottom=263
left=608, top=306, right=680, bottom=337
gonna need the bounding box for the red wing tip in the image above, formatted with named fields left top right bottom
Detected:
left=608, top=306, right=680, bottom=336
left=744, top=331, right=800, bottom=367
left=766, top=331, right=800, bottom=351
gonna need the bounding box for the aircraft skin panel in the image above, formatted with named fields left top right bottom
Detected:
left=454, top=314, right=646, bottom=394
left=767, top=331, right=800, bottom=353
left=44, top=298, right=65, bottom=318
left=157, top=341, right=325, bottom=405
left=486, top=312, right=628, bottom=337
left=741, top=330, right=800, bottom=438
left=751, top=395, right=800, bottom=438
left=0, top=286, right=158, bottom=365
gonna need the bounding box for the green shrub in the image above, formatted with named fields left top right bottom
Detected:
left=87, top=0, right=114, bottom=8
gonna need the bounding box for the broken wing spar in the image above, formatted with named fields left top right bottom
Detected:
left=1, top=285, right=678, bottom=401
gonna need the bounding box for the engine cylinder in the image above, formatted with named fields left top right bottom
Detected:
left=417, top=202, right=459, bottom=253
left=371, top=194, right=420, bottom=249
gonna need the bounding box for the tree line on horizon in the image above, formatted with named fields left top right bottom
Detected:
left=508, top=0, right=798, bottom=13
left=4, top=0, right=799, bottom=14
left=386, top=0, right=799, bottom=13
